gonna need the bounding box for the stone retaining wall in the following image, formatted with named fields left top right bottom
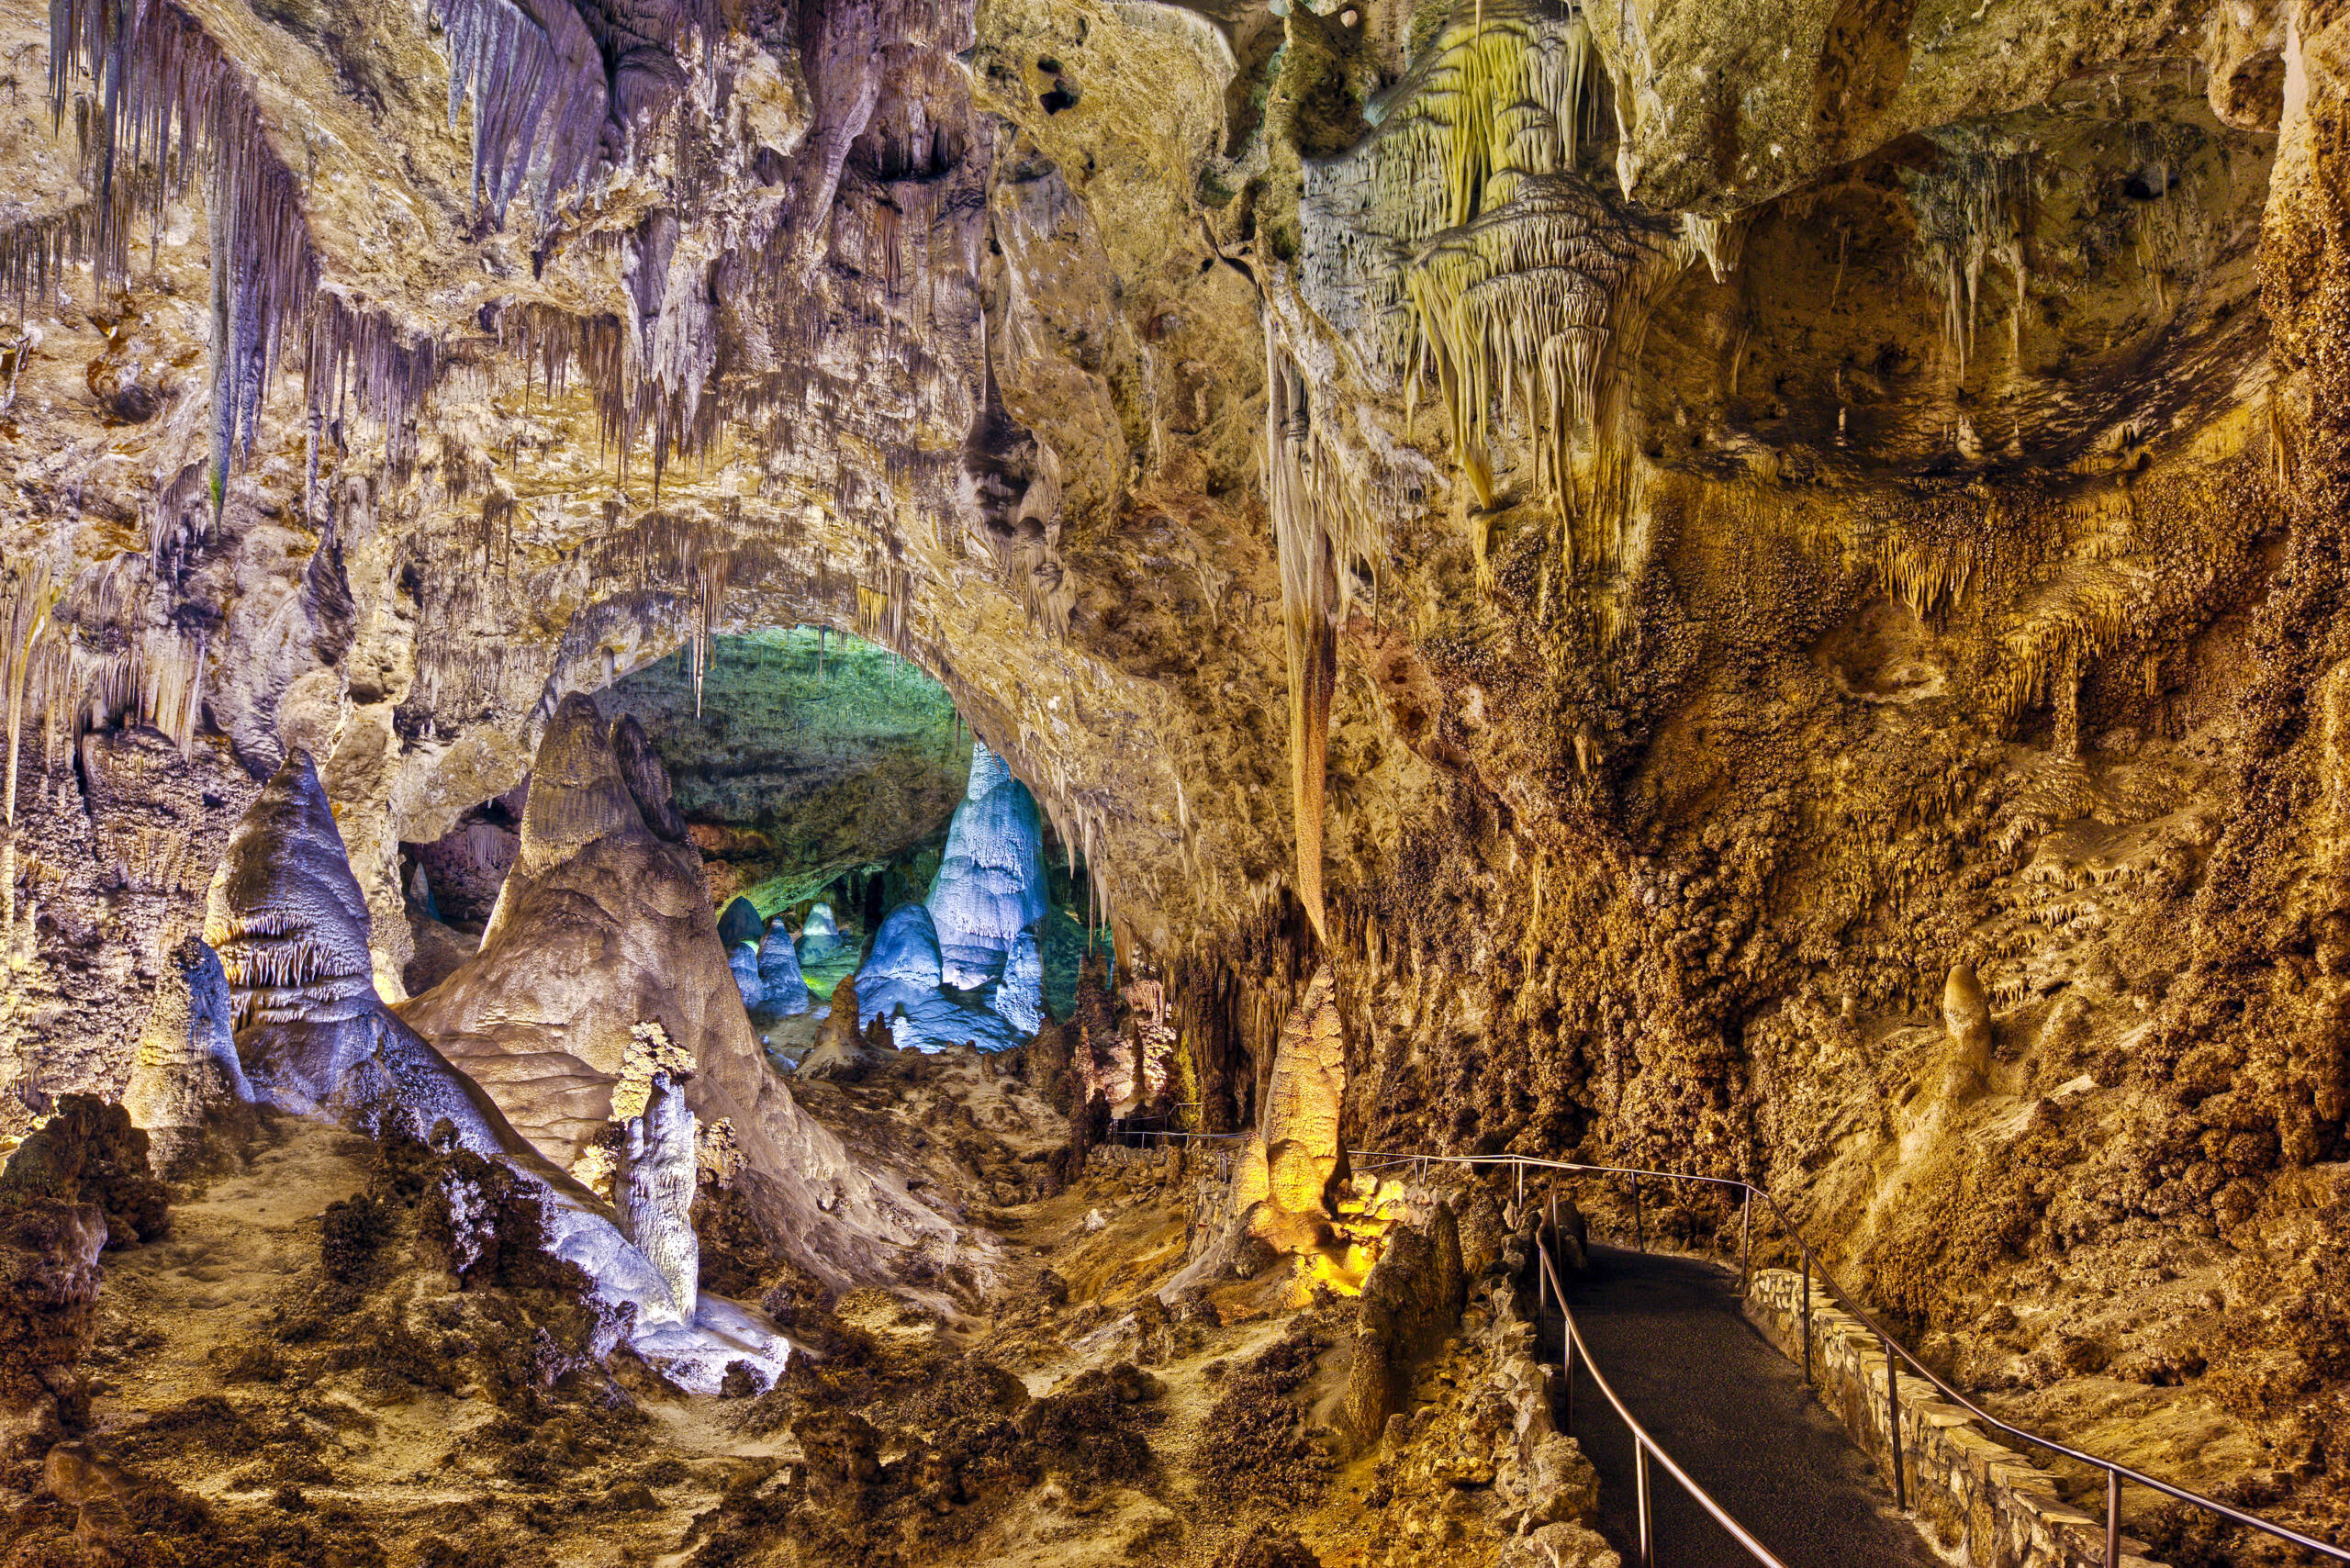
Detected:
left=1744, top=1269, right=2163, bottom=1568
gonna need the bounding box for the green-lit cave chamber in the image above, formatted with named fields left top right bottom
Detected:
left=397, top=627, right=1115, bottom=1070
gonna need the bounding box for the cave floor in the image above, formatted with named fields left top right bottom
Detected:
left=1558, top=1246, right=1935, bottom=1568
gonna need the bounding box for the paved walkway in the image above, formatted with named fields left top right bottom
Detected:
left=1547, top=1244, right=1940, bottom=1568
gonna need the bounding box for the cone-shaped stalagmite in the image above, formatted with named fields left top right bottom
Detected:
left=203, top=752, right=515, bottom=1148
left=121, top=936, right=251, bottom=1176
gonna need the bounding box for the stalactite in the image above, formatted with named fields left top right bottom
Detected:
left=1266, top=327, right=1335, bottom=945
left=138, top=628, right=204, bottom=755
left=0, top=178, right=151, bottom=321
left=1401, top=178, right=1676, bottom=554
left=1904, top=130, right=2033, bottom=375
left=1370, top=1, right=1596, bottom=243
left=1, top=559, right=61, bottom=941
left=430, top=0, right=610, bottom=220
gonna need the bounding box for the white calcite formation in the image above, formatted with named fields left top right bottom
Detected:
left=854, top=902, right=1026, bottom=1053
left=757, top=920, right=810, bottom=1016
left=991, top=931, right=1045, bottom=1037
left=204, top=753, right=518, bottom=1151
left=727, top=943, right=764, bottom=1014
left=796, top=902, right=843, bottom=965
left=926, top=743, right=1047, bottom=990
left=616, top=1069, right=701, bottom=1328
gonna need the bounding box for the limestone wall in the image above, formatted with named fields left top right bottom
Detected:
left=1744, top=1269, right=2165, bottom=1568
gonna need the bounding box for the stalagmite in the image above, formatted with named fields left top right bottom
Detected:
left=1257, top=964, right=1346, bottom=1248
left=617, top=1069, right=700, bottom=1327
left=121, top=936, right=252, bottom=1175
left=925, top=741, right=1047, bottom=988
left=992, top=930, right=1045, bottom=1036
left=1941, top=960, right=1994, bottom=1104
left=758, top=920, right=811, bottom=1016
left=727, top=943, right=765, bottom=1013
left=797, top=902, right=845, bottom=966
left=196, top=751, right=783, bottom=1383
left=854, top=901, right=1028, bottom=1052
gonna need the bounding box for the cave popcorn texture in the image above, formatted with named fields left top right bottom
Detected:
left=925, top=742, right=1048, bottom=990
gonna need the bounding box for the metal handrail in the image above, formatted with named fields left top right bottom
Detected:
left=1349, top=1148, right=2350, bottom=1567
left=1536, top=1218, right=1788, bottom=1568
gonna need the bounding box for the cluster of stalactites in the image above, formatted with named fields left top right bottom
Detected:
left=431, top=0, right=610, bottom=221
left=0, top=554, right=213, bottom=813
left=1371, top=0, right=1597, bottom=246
left=49, top=0, right=440, bottom=513
left=1904, top=128, right=2035, bottom=375
left=1345, top=1, right=1703, bottom=570
left=582, top=505, right=741, bottom=714
left=1401, top=175, right=1672, bottom=562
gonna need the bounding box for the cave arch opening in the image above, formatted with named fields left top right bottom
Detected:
left=401, top=625, right=1114, bottom=1067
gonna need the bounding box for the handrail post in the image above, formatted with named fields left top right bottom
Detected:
left=1800, top=1252, right=1812, bottom=1383
left=1636, top=1439, right=1654, bottom=1568
left=1632, top=1172, right=1643, bottom=1252
left=1739, top=1188, right=1751, bottom=1296
left=2106, top=1468, right=2121, bottom=1566
left=1538, top=1238, right=1548, bottom=1320
left=1561, top=1318, right=1575, bottom=1433
left=1886, top=1335, right=1906, bottom=1511
left=1516, top=1159, right=1524, bottom=1208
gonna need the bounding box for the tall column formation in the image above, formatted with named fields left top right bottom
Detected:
left=926, top=742, right=1048, bottom=989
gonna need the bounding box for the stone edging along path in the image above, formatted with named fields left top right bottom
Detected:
left=1744, top=1269, right=2165, bottom=1568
